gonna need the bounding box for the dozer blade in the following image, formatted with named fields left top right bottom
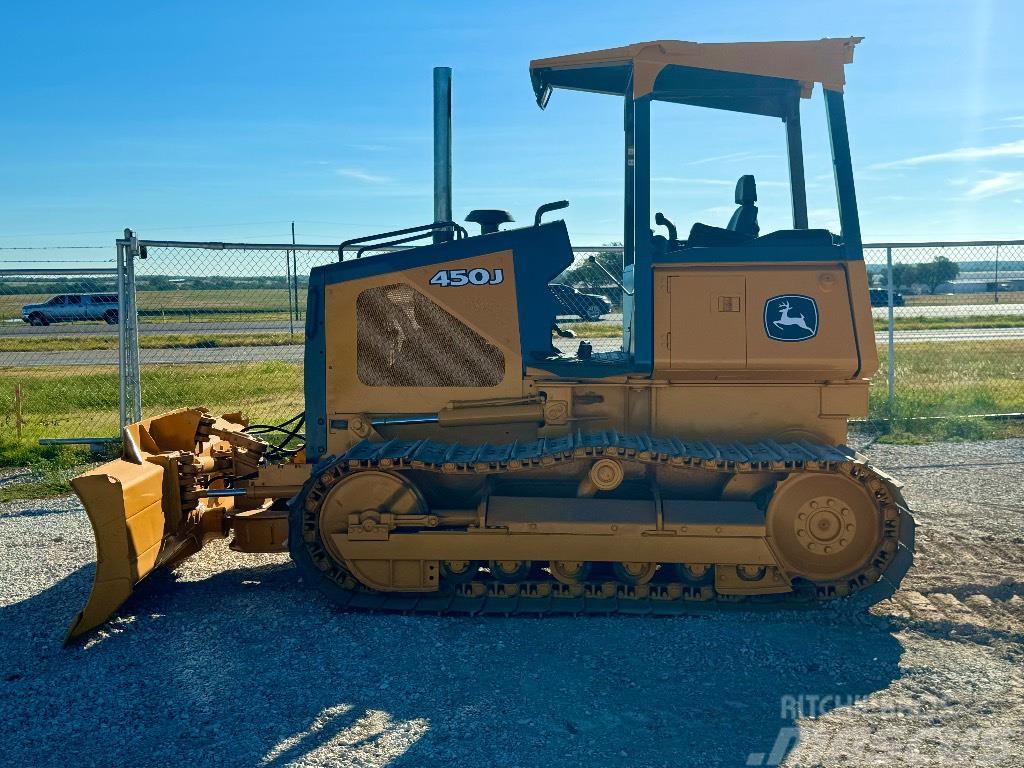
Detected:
left=66, top=459, right=168, bottom=642
left=65, top=408, right=258, bottom=643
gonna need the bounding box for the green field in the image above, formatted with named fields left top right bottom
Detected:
left=0, top=361, right=305, bottom=442
left=0, top=332, right=299, bottom=353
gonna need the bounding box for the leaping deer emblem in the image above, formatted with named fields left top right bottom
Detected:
left=773, top=300, right=812, bottom=333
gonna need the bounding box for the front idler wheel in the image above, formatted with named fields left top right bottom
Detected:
left=765, top=472, right=883, bottom=583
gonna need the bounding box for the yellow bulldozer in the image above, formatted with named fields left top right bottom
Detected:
left=67, top=38, right=914, bottom=642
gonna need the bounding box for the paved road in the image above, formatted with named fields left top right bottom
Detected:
left=2, top=327, right=1022, bottom=368
left=1, top=303, right=1021, bottom=338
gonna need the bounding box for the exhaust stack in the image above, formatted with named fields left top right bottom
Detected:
left=433, top=66, right=452, bottom=243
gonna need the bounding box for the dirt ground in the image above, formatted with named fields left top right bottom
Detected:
left=0, top=438, right=1022, bottom=767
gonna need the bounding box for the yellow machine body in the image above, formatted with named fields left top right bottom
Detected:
left=66, top=38, right=915, bottom=640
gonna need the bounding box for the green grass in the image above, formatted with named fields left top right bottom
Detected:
left=557, top=322, right=623, bottom=338
left=872, top=314, right=1024, bottom=331
left=0, top=332, right=300, bottom=353
left=902, top=291, right=1024, bottom=307
left=870, top=418, right=1024, bottom=444
left=0, top=435, right=94, bottom=502
left=0, top=361, right=304, bottom=499
left=868, top=339, right=1024, bottom=441
left=0, top=360, right=305, bottom=443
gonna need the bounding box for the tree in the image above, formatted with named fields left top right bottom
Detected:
left=560, top=245, right=622, bottom=288
left=915, top=255, right=959, bottom=294
left=890, top=263, right=918, bottom=291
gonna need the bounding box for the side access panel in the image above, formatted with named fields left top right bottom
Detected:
left=654, top=263, right=865, bottom=379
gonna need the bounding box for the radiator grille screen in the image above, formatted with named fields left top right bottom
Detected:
left=357, top=283, right=505, bottom=387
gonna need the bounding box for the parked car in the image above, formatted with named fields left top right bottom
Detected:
left=548, top=283, right=611, bottom=321
left=869, top=288, right=905, bottom=307
left=21, top=294, right=119, bottom=326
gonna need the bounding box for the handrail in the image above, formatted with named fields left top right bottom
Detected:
left=338, top=221, right=467, bottom=261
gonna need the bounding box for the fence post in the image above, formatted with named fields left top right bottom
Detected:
left=119, top=229, right=142, bottom=426
left=285, top=243, right=295, bottom=338
left=14, top=384, right=24, bottom=440
left=994, top=244, right=1000, bottom=304
left=291, top=221, right=300, bottom=322
left=117, top=240, right=128, bottom=429
left=886, top=246, right=895, bottom=421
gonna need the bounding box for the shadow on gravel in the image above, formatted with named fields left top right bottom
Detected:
left=1, top=564, right=907, bottom=768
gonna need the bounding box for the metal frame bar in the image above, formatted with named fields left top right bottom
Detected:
left=0, top=268, right=117, bottom=276
left=824, top=88, right=862, bottom=254
left=118, top=230, right=142, bottom=427
left=623, top=79, right=635, bottom=267
left=631, top=95, right=653, bottom=370
left=116, top=241, right=127, bottom=429
left=784, top=106, right=808, bottom=230
left=886, top=246, right=895, bottom=416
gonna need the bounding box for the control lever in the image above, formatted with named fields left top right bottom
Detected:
left=655, top=212, right=678, bottom=241
left=534, top=200, right=569, bottom=226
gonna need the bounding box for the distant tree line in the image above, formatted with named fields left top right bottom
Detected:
left=888, top=256, right=960, bottom=294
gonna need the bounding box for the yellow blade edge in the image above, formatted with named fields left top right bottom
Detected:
left=65, top=457, right=171, bottom=643
left=64, top=407, right=268, bottom=642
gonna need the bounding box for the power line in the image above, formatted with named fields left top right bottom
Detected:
left=0, top=245, right=108, bottom=250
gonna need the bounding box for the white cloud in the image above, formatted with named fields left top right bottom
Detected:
left=654, top=176, right=731, bottom=186
left=984, top=115, right=1024, bottom=130
left=335, top=168, right=390, bottom=184
left=686, top=151, right=781, bottom=166
left=963, top=171, right=1024, bottom=198
left=871, top=139, right=1024, bottom=169
left=697, top=204, right=738, bottom=217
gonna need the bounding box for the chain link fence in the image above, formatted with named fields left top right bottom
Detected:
left=0, top=268, right=124, bottom=442
left=123, top=241, right=625, bottom=428
left=863, top=241, right=1024, bottom=433
left=127, top=241, right=336, bottom=427
left=2, top=236, right=1021, bottom=444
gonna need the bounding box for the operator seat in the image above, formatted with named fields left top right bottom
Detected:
left=727, top=175, right=759, bottom=237
left=685, top=174, right=760, bottom=246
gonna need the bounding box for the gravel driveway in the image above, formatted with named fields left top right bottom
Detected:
left=1, top=439, right=1022, bottom=767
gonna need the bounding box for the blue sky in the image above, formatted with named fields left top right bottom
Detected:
left=1, top=0, right=1023, bottom=266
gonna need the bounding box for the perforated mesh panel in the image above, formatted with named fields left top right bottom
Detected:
left=357, top=283, right=505, bottom=387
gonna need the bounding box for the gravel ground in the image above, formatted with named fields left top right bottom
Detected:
left=1, top=439, right=1022, bottom=768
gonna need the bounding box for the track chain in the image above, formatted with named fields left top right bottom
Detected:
left=290, top=431, right=915, bottom=614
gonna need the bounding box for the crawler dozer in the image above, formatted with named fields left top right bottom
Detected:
left=68, top=38, right=914, bottom=641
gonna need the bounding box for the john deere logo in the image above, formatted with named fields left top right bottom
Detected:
left=764, top=294, right=818, bottom=342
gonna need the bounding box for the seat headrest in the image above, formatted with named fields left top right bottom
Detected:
left=735, top=175, right=757, bottom=205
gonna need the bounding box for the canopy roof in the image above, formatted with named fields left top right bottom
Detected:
left=530, top=38, right=861, bottom=117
